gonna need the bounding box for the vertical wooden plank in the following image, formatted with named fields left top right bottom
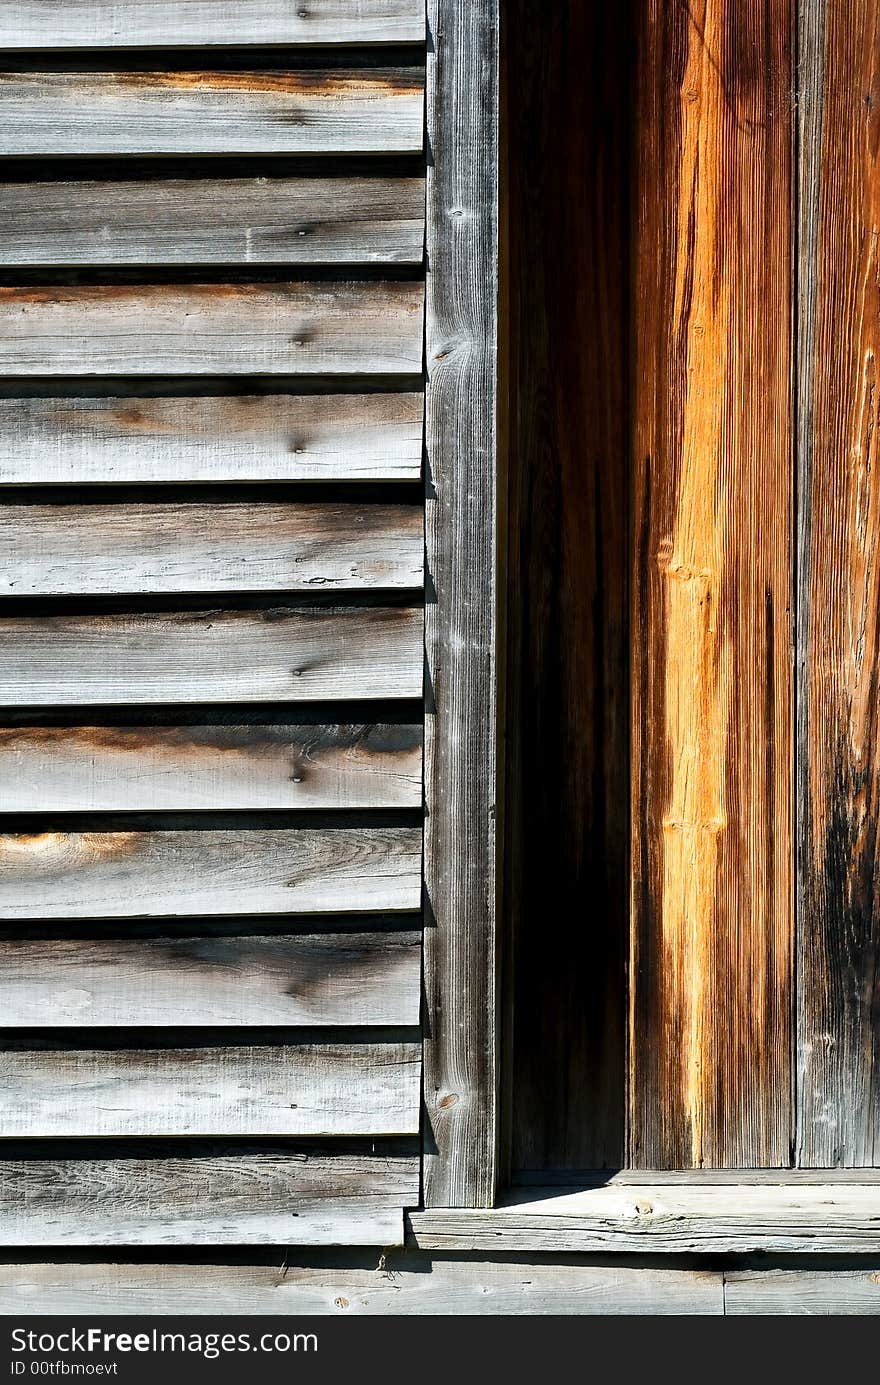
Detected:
left=630, top=0, right=794, bottom=1167
left=422, top=0, right=500, bottom=1204
left=798, top=0, right=880, bottom=1166
left=503, top=0, right=629, bottom=1169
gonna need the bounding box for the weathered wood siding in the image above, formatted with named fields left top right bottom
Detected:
left=0, top=7, right=426, bottom=1244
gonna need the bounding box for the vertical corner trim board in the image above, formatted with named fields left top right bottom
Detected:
left=630, top=0, right=794, bottom=1168
left=422, top=0, right=500, bottom=1206
left=797, top=0, right=880, bottom=1167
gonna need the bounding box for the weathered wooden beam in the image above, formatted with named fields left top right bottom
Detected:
left=0, top=722, right=422, bottom=811
left=629, top=0, right=794, bottom=1167
left=0, top=70, right=424, bottom=156
left=0, top=1, right=426, bottom=49
left=0, top=503, right=423, bottom=596
left=0, top=827, right=422, bottom=919
left=408, top=1186, right=880, bottom=1255
left=0, top=282, right=424, bottom=377
left=0, top=1254, right=724, bottom=1315
left=0, top=1042, right=421, bottom=1137
left=0, top=929, right=422, bottom=1027
left=422, top=0, right=500, bottom=1207
left=0, top=606, right=423, bottom=706
left=0, top=1150, right=420, bottom=1247
left=796, top=0, right=880, bottom=1167
left=0, top=178, right=425, bottom=267
left=0, top=393, right=424, bottom=487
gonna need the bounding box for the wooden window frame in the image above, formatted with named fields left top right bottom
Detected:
left=421, top=0, right=880, bottom=1250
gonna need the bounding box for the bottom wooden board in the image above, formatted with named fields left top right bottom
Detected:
left=0, top=1253, right=724, bottom=1315
left=0, top=1151, right=419, bottom=1248
left=2, top=1254, right=879, bottom=1314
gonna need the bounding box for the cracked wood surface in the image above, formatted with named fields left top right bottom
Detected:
left=0, top=503, right=423, bottom=595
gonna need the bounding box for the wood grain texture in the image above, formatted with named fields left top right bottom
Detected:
left=0, top=1, right=426, bottom=48
left=0, top=393, right=424, bottom=485
left=0, top=1150, right=419, bottom=1247
left=503, top=0, right=629, bottom=1172
left=724, top=1269, right=880, bottom=1314
left=0, top=282, right=424, bottom=377
left=0, top=929, right=421, bottom=1027
left=0, top=1254, right=724, bottom=1316
left=0, top=1042, right=421, bottom=1137
left=0, top=178, right=425, bottom=267
left=422, top=0, right=499, bottom=1207
left=0, top=721, right=422, bottom=811
left=629, top=0, right=794, bottom=1167
left=0, top=503, right=423, bottom=596
left=0, top=827, right=422, bottom=919
left=797, top=0, right=880, bottom=1167
left=0, top=70, right=424, bottom=156
left=409, top=1185, right=880, bottom=1254
left=0, top=605, right=423, bottom=705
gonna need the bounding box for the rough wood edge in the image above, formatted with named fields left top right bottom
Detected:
left=421, top=0, right=500, bottom=1208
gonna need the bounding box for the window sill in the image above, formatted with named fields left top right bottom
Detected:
left=408, top=1182, right=880, bottom=1255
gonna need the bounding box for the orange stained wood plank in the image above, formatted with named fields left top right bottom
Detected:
left=797, top=0, right=880, bottom=1166
left=629, top=0, right=794, bottom=1167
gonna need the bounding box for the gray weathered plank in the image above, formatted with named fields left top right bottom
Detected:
left=0, top=178, right=425, bottom=268
left=0, top=606, right=423, bottom=706
left=422, top=0, right=499, bottom=1206
left=796, top=0, right=880, bottom=1167
left=0, top=70, right=424, bottom=156
left=0, top=1, right=426, bottom=49
left=0, top=1254, right=724, bottom=1315
left=0, top=1042, right=421, bottom=1137
left=0, top=827, right=422, bottom=920
left=0, top=282, right=424, bottom=377
left=409, top=1186, right=880, bottom=1255
left=0, top=393, right=424, bottom=486
left=724, top=1269, right=880, bottom=1315
left=0, top=722, right=422, bottom=811
left=0, top=503, right=423, bottom=596
left=0, top=930, right=421, bottom=1027
left=0, top=1150, right=419, bottom=1247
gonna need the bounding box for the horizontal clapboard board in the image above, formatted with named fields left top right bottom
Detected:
left=0, top=393, right=424, bottom=485
left=0, top=606, right=423, bottom=705
left=0, top=178, right=425, bottom=267
left=0, top=396, right=426, bottom=487
left=0, top=1149, right=421, bottom=1248
left=0, top=70, right=425, bottom=156
left=0, top=930, right=422, bottom=1027
left=0, top=282, right=424, bottom=376
left=0, top=503, right=424, bottom=595
left=0, top=1, right=426, bottom=49
left=0, top=1043, right=422, bottom=1137
left=0, top=827, right=422, bottom=919
left=0, top=722, right=423, bottom=811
